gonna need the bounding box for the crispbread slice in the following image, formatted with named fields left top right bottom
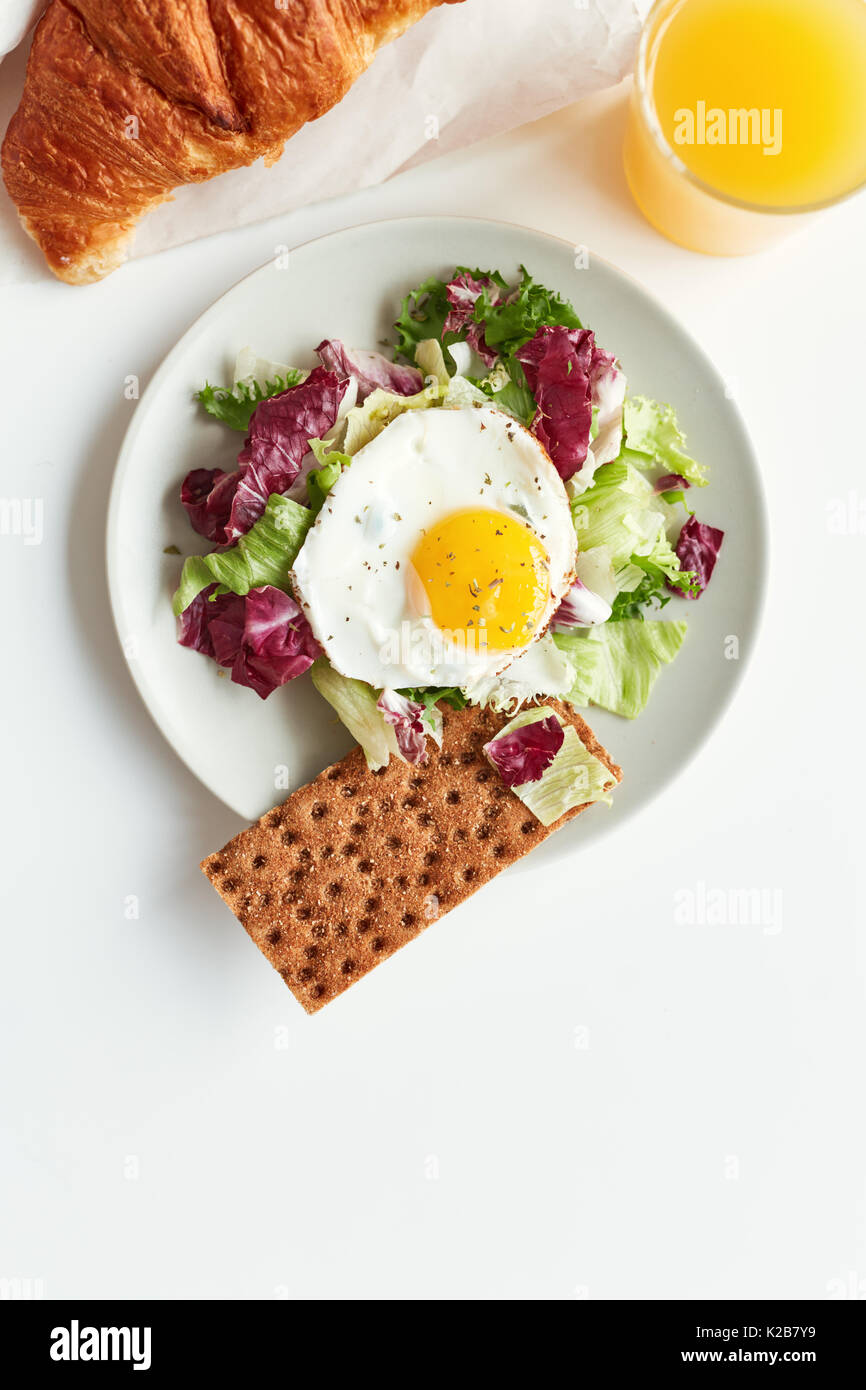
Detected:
left=202, top=700, right=621, bottom=1013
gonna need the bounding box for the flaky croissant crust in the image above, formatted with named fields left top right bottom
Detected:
left=2, top=0, right=458, bottom=283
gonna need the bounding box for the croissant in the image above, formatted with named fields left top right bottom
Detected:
left=1, top=0, right=460, bottom=284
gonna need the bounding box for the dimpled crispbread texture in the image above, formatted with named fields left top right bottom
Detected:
left=202, top=699, right=622, bottom=1013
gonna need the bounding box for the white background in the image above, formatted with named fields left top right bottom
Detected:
left=1, top=78, right=864, bottom=1300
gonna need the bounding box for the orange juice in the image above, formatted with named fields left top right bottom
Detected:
left=624, top=0, right=866, bottom=254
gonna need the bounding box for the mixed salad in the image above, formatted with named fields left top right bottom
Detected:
left=172, top=266, right=723, bottom=813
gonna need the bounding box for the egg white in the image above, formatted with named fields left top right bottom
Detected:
left=291, top=405, right=576, bottom=690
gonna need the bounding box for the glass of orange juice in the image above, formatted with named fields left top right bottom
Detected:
left=623, top=0, right=866, bottom=254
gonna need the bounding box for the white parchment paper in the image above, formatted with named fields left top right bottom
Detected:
left=0, top=1, right=43, bottom=62
left=0, top=0, right=640, bottom=282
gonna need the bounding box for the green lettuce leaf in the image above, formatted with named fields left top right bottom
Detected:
left=623, top=396, right=709, bottom=487
left=394, top=277, right=452, bottom=364
left=571, top=460, right=665, bottom=566
left=555, top=619, right=688, bottom=719
left=570, top=459, right=695, bottom=615
left=415, top=337, right=450, bottom=386
left=306, top=438, right=352, bottom=514
left=606, top=544, right=695, bottom=619
left=393, top=685, right=467, bottom=742
left=341, top=382, right=443, bottom=455
left=639, top=528, right=696, bottom=587
left=172, top=493, right=312, bottom=615
left=393, top=265, right=581, bottom=370
left=398, top=686, right=467, bottom=713
left=488, top=706, right=615, bottom=826
left=608, top=569, right=672, bottom=621
left=442, top=375, right=490, bottom=409
left=455, top=357, right=535, bottom=422
left=310, top=660, right=398, bottom=771
left=475, top=265, right=582, bottom=355
left=195, top=369, right=304, bottom=431
left=307, top=459, right=345, bottom=514
left=659, top=485, right=694, bottom=512
left=485, top=371, right=536, bottom=424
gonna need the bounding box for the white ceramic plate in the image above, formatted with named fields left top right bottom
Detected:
left=107, top=216, right=767, bottom=863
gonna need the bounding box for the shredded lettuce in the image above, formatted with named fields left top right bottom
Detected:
left=310, top=660, right=398, bottom=771
left=623, top=397, right=709, bottom=487
left=556, top=619, right=688, bottom=719
left=172, top=493, right=312, bottom=615
left=487, top=706, right=614, bottom=826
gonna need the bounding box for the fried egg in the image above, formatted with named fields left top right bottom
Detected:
left=291, top=406, right=576, bottom=690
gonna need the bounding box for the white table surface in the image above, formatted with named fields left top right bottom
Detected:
left=1, top=80, right=864, bottom=1302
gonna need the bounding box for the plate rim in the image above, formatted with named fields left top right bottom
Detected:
left=106, top=213, right=770, bottom=833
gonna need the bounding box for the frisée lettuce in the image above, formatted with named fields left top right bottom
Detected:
left=623, top=396, right=709, bottom=487
left=195, top=366, right=305, bottom=431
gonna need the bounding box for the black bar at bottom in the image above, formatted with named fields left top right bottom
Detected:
left=1, top=1298, right=862, bottom=1375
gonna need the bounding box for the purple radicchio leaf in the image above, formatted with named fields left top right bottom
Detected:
left=315, top=339, right=422, bottom=401
left=671, top=516, right=724, bottom=599
left=551, top=578, right=612, bottom=630
left=176, top=583, right=225, bottom=659
left=442, top=271, right=500, bottom=368
left=229, top=367, right=347, bottom=540
left=177, top=584, right=321, bottom=698
left=483, top=714, right=565, bottom=788
left=655, top=473, right=691, bottom=493
left=514, top=325, right=616, bottom=482
left=179, top=467, right=237, bottom=545
left=377, top=689, right=428, bottom=765
left=179, top=368, right=347, bottom=546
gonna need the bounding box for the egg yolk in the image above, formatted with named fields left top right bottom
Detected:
left=410, top=508, right=551, bottom=651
